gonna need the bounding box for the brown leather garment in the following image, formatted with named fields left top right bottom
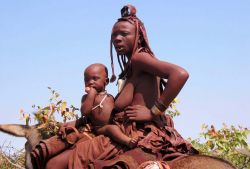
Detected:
left=31, top=125, right=95, bottom=169
left=31, top=114, right=198, bottom=169
left=67, top=114, right=198, bottom=169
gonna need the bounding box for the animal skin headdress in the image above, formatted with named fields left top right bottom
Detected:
left=109, top=4, right=154, bottom=82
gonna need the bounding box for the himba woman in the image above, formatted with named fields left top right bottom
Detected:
left=31, top=4, right=198, bottom=169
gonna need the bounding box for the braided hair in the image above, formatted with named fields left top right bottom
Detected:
left=110, top=5, right=166, bottom=93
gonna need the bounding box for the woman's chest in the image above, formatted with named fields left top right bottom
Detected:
left=115, top=73, right=158, bottom=110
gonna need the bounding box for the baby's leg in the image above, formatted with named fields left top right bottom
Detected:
left=96, top=125, right=138, bottom=148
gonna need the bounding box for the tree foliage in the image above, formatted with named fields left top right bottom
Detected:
left=20, top=87, right=79, bottom=138
left=190, top=124, right=250, bottom=169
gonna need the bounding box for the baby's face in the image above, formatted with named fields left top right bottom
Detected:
left=84, top=65, right=107, bottom=93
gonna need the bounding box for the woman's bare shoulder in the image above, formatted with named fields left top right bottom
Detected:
left=131, top=51, right=155, bottom=63
left=131, top=51, right=164, bottom=75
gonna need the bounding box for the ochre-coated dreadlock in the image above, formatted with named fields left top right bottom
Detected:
left=110, top=4, right=166, bottom=93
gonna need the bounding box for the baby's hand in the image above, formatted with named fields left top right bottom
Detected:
left=85, top=87, right=91, bottom=93
left=85, top=87, right=97, bottom=95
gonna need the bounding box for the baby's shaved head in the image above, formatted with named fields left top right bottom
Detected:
left=84, top=63, right=108, bottom=78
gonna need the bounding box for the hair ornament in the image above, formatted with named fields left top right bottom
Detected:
left=121, top=4, right=136, bottom=17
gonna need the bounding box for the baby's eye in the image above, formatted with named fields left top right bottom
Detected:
left=93, top=76, right=99, bottom=81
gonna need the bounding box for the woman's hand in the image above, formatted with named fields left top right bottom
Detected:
left=124, top=105, right=153, bottom=122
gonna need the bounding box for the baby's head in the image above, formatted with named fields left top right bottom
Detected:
left=84, top=63, right=109, bottom=93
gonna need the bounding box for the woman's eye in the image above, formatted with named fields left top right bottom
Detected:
left=111, top=33, right=117, bottom=39
left=122, top=32, right=129, bottom=36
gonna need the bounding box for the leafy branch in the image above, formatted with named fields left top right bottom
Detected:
left=190, top=124, right=250, bottom=169
left=20, top=87, right=79, bottom=138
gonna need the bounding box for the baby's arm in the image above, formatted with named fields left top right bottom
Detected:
left=80, top=87, right=97, bottom=117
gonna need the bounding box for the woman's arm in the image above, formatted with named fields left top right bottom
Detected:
left=124, top=52, right=188, bottom=122
left=132, top=52, right=189, bottom=109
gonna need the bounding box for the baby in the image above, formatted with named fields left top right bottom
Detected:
left=81, top=63, right=138, bottom=148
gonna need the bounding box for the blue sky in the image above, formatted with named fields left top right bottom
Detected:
left=0, top=1, right=249, bottom=149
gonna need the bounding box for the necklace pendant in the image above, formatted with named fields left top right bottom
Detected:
left=118, top=79, right=126, bottom=93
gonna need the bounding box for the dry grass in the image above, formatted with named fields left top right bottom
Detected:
left=0, top=141, right=25, bottom=169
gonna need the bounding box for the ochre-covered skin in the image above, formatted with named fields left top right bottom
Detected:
left=31, top=5, right=199, bottom=169
left=81, top=63, right=139, bottom=148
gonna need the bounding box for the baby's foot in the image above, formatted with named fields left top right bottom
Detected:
left=127, top=137, right=139, bottom=149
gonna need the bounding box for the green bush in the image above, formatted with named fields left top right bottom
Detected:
left=190, top=124, right=250, bottom=169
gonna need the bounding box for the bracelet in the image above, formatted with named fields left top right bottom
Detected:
left=151, top=105, right=163, bottom=115
left=155, top=99, right=168, bottom=112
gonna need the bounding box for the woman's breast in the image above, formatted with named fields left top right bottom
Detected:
left=115, top=73, right=159, bottom=110
left=115, top=79, right=134, bottom=111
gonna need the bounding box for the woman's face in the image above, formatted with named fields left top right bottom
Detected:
left=111, top=21, right=136, bottom=57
